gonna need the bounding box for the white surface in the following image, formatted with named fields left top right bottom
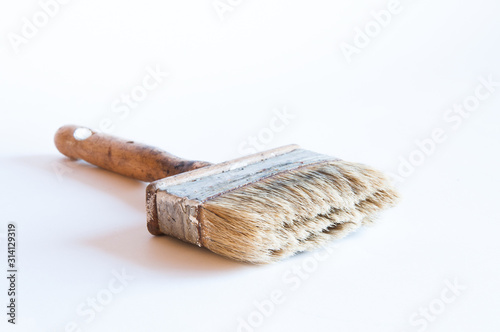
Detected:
left=1, top=1, right=500, bottom=331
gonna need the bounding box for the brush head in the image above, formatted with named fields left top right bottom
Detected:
left=146, top=146, right=399, bottom=264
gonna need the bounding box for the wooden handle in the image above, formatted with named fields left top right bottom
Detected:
left=54, top=125, right=212, bottom=182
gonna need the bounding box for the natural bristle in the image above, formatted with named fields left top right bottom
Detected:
left=200, top=161, right=399, bottom=264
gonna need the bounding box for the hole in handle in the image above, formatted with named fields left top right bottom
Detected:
left=73, top=127, right=93, bottom=141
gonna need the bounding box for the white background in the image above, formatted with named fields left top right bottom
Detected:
left=1, top=1, right=500, bottom=331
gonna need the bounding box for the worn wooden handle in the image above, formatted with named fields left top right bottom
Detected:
left=54, top=125, right=212, bottom=182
